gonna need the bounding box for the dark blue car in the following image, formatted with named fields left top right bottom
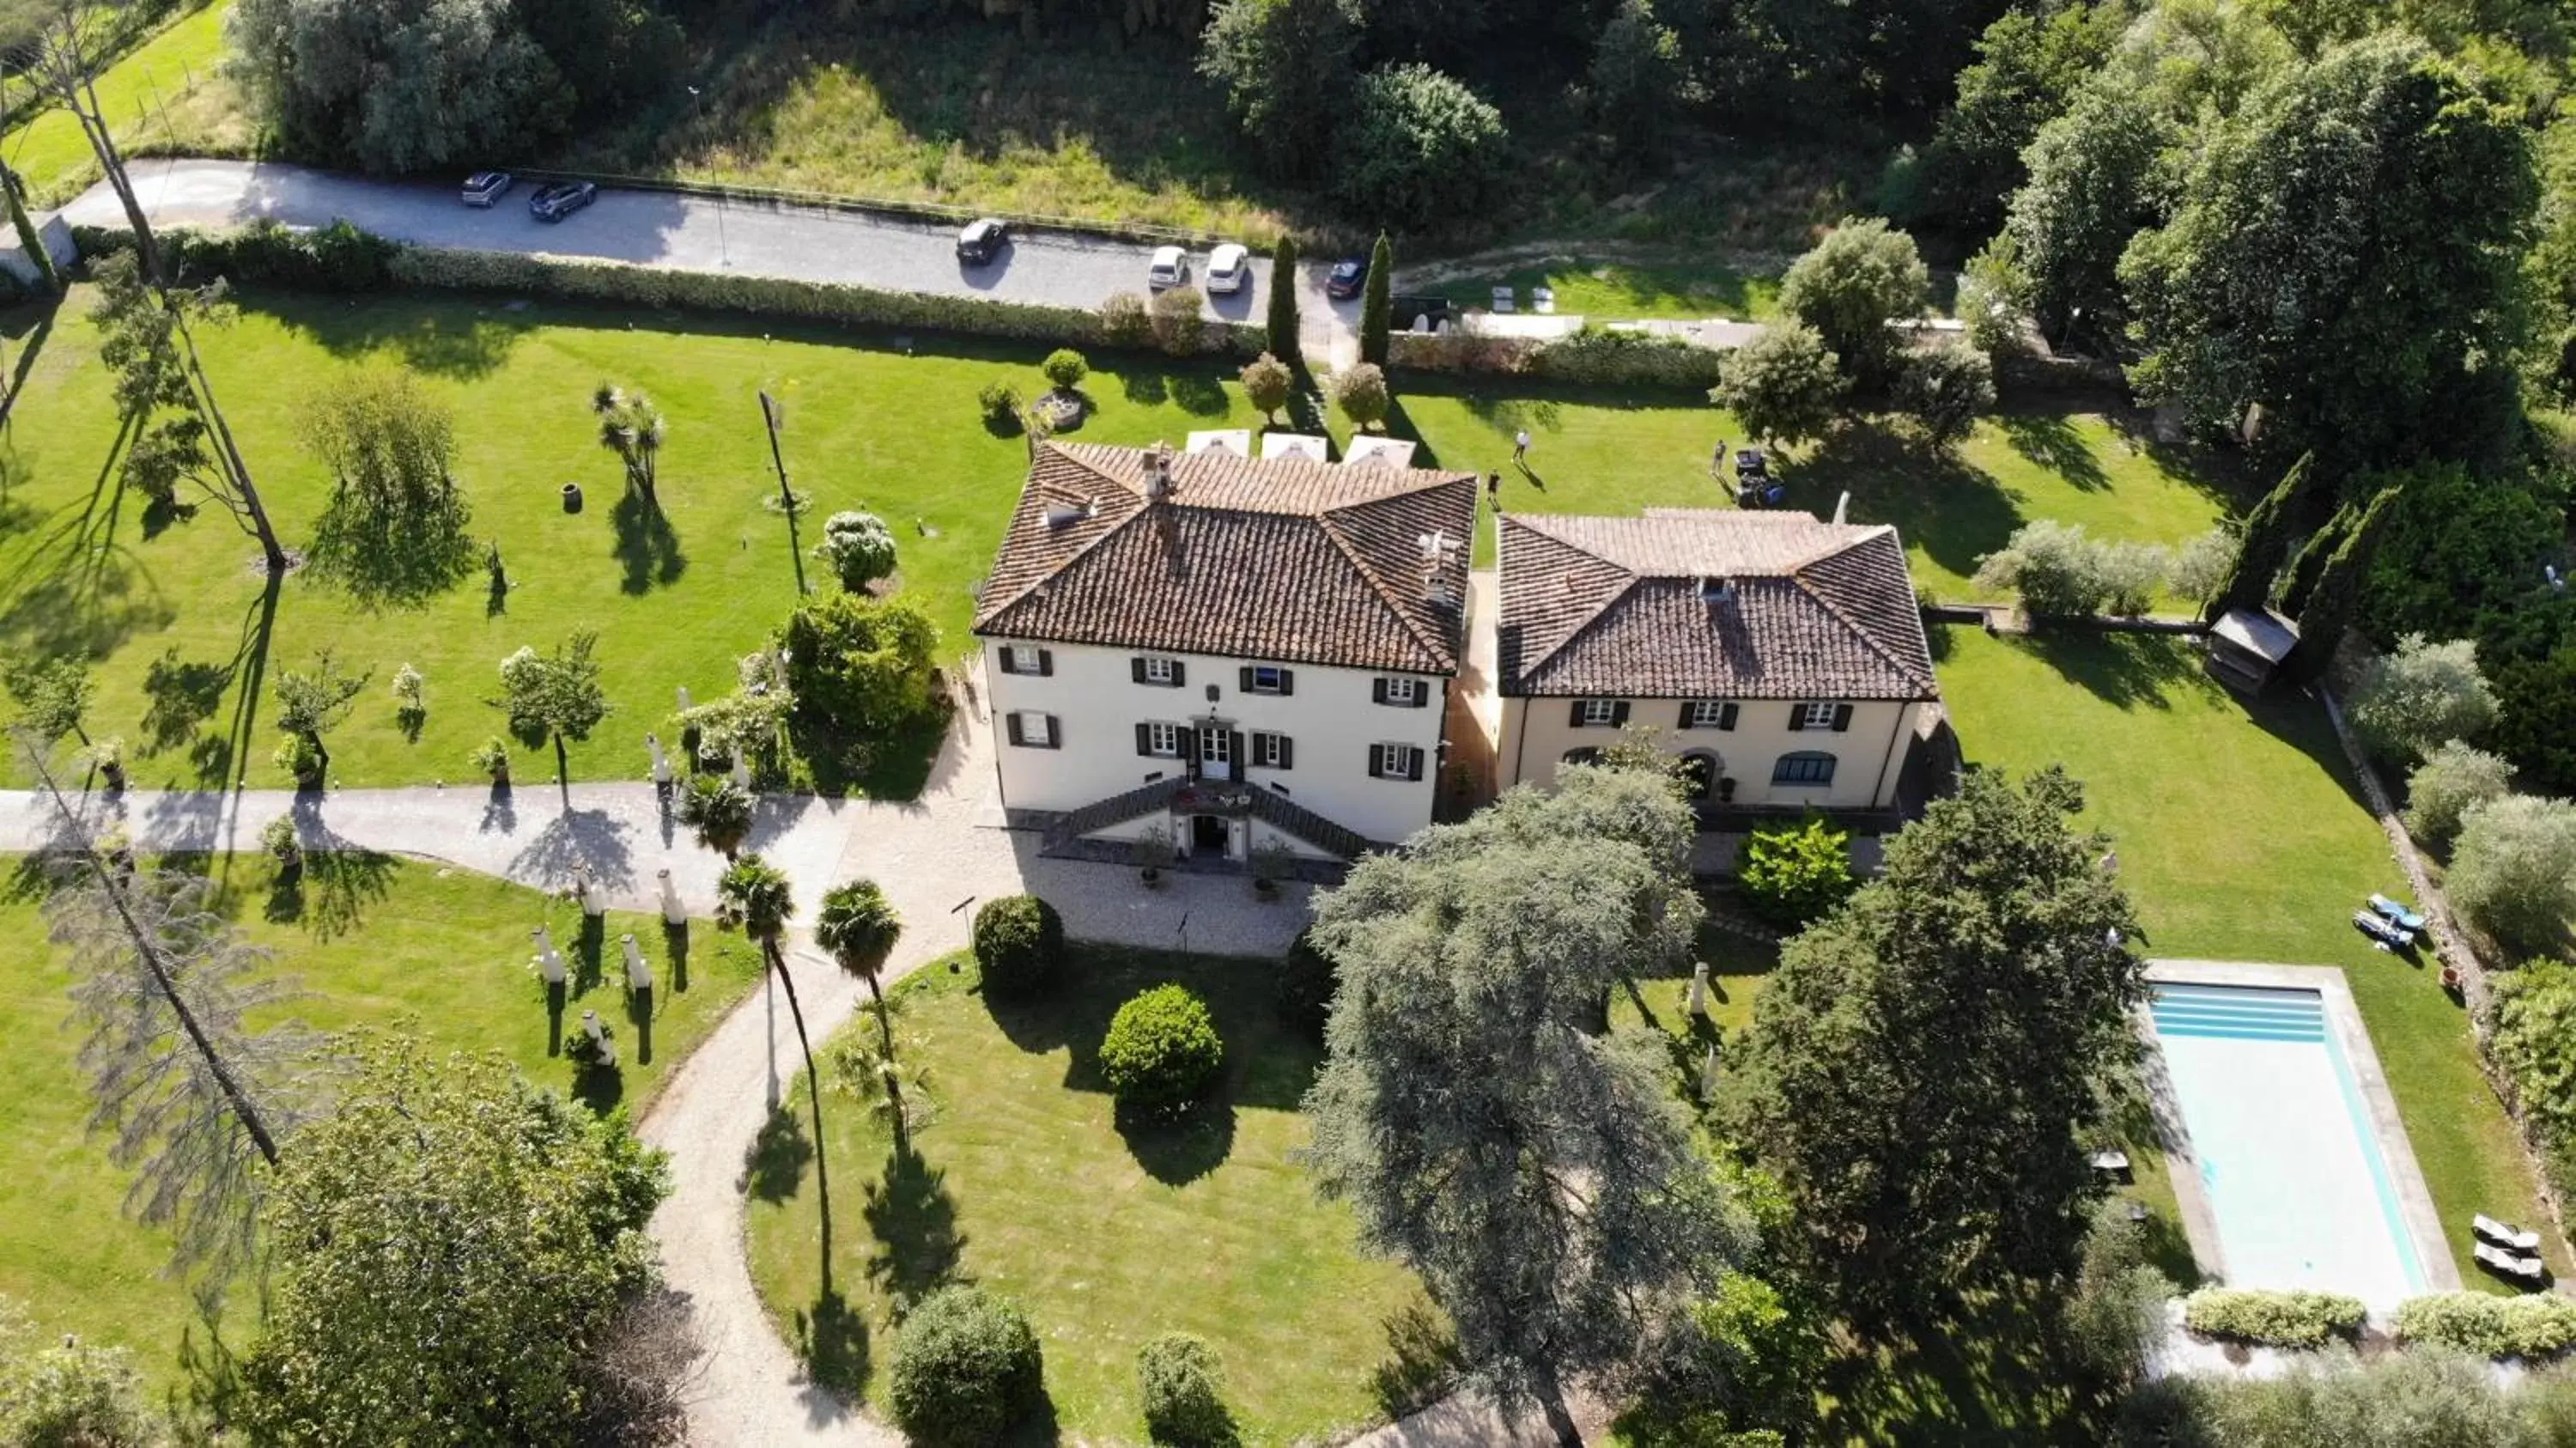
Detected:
left=529, top=180, right=598, bottom=222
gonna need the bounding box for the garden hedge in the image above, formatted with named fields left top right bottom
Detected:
left=2391, top=1292, right=2576, bottom=1360
left=76, top=222, right=1268, bottom=357
left=885, top=1286, right=1046, bottom=1447
left=2181, top=1288, right=2367, bottom=1349
left=971, top=895, right=1065, bottom=1000
left=1387, top=325, right=1724, bottom=392
left=1098, top=983, right=1224, bottom=1113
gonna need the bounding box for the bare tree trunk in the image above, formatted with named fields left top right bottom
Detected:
left=39, top=20, right=162, bottom=284
left=1532, top=1365, right=1583, bottom=1448
left=168, top=306, right=288, bottom=574
left=1, top=162, right=58, bottom=295
left=769, top=940, right=833, bottom=1294
left=866, top=973, right=894, bottom=1059
left=27, top=754, right=281, bottom=1165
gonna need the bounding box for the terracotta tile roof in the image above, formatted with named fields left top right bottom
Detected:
left=974, top=442, right=1478, bottom=674
left=1496, top=509, right=1940, bottom=701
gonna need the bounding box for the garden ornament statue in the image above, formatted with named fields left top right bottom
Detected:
left=1687, top=960, right=1710, bottom=1017
left=658, top=868, right=686, bottom=926
left=532, top=925, right=567, bottom=985
left=621, top=933, right=653, bottom=994
left=647, top=733, right=672, bottom=785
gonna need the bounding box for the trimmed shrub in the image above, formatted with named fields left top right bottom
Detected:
left=1714, top=322, right=1847, bottom=447
left=2448, top=794, right=2576, bottom=954
left=273, top=733, right=324, bottom=787
left=1103, top=291, right=1153, bottom=349
left=1276, top=929, right=1337, bottom=1040
left=2392, top=1292, right=2576, bottom=1359
left=2181, top=1287, right=2366, bottom=1348
left=1525, top=328, right=1724, bottom=391
left=2348, top=633, right=2500, bottom=765
left=1151, top=286, right=1207, bottom=357
left=1334, top=362, right=1389, bottom=432
left=1042, top=348, right=1091, bottom=391
left=1136, top=1332, right=1232, bottom=1446
left=971, top=895, right=1064, bottom=1000
left=2404, top=742, right=2514, bottom=845
left=78, top=218, right=394, bottom=291
left=978, top=380, right=1023, bottom=428
left=813, top=510, right=898, bottom=593
left=886, top=1287, right=1045, bottom=1448
left=1973, top=520, right=2166, bottom=618
left=1736, top=815, right=1856, bottom=928
left=1098, top=984, right=1224, bottom=1113
left=2067, top=1200, right=2178, bottom=1388
left=1240, top=352, right=1292, bottom=422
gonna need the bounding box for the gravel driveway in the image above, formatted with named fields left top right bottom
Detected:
left=64, top=158, right=1363, bottom=363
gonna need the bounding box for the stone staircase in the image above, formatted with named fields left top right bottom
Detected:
left=1039, top=775, right=1376, bottom=862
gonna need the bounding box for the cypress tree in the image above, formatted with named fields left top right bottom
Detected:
left=1267, top=233, right=1301, bottom=366
left=2286, top=486, right=2400, bottom=682
left=2280, top=500, right=2354, bottom=618
left=2208, top=452, right=2317, bottom=624
left=1359, top=231, right=1394, bottom=369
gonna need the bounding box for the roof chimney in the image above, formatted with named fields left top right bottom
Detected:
left=1698, top=574, right=1735, bottom=604
left=1417, top=530, right=1457, bottom=603
left=1143, top=441, right=1177, bottom=502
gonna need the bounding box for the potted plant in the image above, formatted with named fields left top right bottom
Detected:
left=1133, top=823, right=1176, bottom=888
left=262, top=814, right=303, bottom=873
left=1717, top=776, right=1738, bottom=804
left=470, top=736, right=512, bottom=786
left=1251, top=838, right=1294, bottom=899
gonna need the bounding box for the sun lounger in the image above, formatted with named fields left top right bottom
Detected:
left=2353, top=909, right=2411, bottom=951
left=2371, top=893, right=2428, bottom=932
left=2476, top=1214, right=2543, bottom=1252
left=1492, top=287, right=1516, bottom=313
left=1532, top=286, right=1557, bottom=314
left=2476, top=1242, right=2549, bottom=1285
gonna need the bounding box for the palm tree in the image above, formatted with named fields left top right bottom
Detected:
left=815, top=879, right=903, bottom=1058
left=679, top=775, right=755, bottom=859
left=720, top=853, right=833, bottom=1290
left=592, top=382, right=666, bottom=508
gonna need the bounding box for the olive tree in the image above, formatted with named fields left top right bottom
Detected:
left=2348, top=635, right=2500, bottom=765
left=2447, top=795, right=2576, bottom=956
left=1777, top=218, right=1930, bottom=386
left=1714, top=323, right=1847, bottom=447
left=493, top=631, right=611, bottom=783
left=228, top=0, right=571, bottom=173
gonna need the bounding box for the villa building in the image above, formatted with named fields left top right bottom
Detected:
left=975, top=441, right=1477, bottom=865
left=1493, top=508, right=1941, bottom=814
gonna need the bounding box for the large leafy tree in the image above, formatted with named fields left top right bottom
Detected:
left=1918, top=1, right=2125, bottom=238
left=1590, top=0, right=1702, bottom=159
left=228, top=0, right=572, bottom=173
left=493, top=630, right=611, bottom=783
left=2120, top=34, right=2537, bottom=469
left=1777, top=218, right=1930, bottom=387
left=1303, top=767, right=1741, bottom=1445
left=1196, top=0, right=1362, bottom=182
left=305, top=368, right=477, bottom=606
left=2003, top=80, right=2178, bottom=348
left=1331, top=64, right=1510, bottom=234
left=1714, top=322, right=1849, bottom=447
left=1728, top=767, right=2142, bottom=1325
left=236, top=1037, right=681, bottom=1446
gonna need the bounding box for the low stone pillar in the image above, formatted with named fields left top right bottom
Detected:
left=621, top=933, right=652, bottom=992
left=1686, top=960, right=1709, bottom=1018
left=532, top=925, right=566, bottom=985
left=647, top=733, right=672, bottom=785
left=580, top=1007, right=618, bottom=1066
left=575, top=867, right=607, bottom=918
left=658, top=868, right=686, bottom=925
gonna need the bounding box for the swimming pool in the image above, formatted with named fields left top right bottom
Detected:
left=2148, top=982, right=2431, bottom=1304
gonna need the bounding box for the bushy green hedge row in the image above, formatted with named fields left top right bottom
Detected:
left=2392, top=1292, right=2576, bottom=1360
left=75, top=222, right=1267, bottom=356
left=1386, top=325, right=1724, bottom=392
left=2182, top=1288, right=2368, bottom=1349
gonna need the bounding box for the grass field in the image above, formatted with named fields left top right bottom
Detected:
left=745, top=946, right=1435, bottom=1448
left=1423, top=259, right=1786, bottom=322
left=0, top=849, right=763, bottom=1378
left=0, top=285, right=1273, bottom=794
left=1936, top=627, right=2561, bottom=1291
left=1390, top=383, right=2240, bottom=595
left=3, top=3, right=247, bottom=206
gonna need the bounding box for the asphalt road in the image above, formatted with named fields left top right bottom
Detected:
left=67, top=158, right=1363, bottom=362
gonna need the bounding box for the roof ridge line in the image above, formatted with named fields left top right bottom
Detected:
left=1501, top=516, right=1640, bottom=684
left=1315, top=510, right=1452, bottom=671
left=1789, top=536, right=1937, bottom=691
left=971, top=446, right=1151, bottom=627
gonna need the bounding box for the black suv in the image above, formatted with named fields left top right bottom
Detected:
left=529, top=180, right=598, bottom=222
left=1326, top=256, right=1367, bottom=300
left=957, top=217, right=1010, bottom=265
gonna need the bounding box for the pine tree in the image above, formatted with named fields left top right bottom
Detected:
left=2280, top=500, right=2355, bottom=618
left=1267, top=233, right=1301, bottom=364
left=1359, top=232, right=1394, bottom=369
left=2207, top=452, right=2317, bottom=623
left=2287, top=486, right=2400, bottom=682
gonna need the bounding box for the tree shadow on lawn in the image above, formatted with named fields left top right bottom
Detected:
left=1115, top=1098, right=1237, bottom=1187
left=260, top=837, right=398, bottom=942
left=611, top=489, right=688, bottom=595
left=1777, top=425, right=2020, bottom=589
left=981, top=945, right=1320, bottom=1114
left=1993, top=411, right=2110, bottom=493
left=2008, top=630, right=2208, bottom=713
left=792, top=707, right=946, bottom=802
left=233, top=289, right=534, bottom=381
left=140, top=645, right=233, bottom=756
left=863, top=1145, right=966, bottom=1313
left=1819, top=1283, right=2102, bottom=1448
left=745, top=1104, right=816, bottom=1204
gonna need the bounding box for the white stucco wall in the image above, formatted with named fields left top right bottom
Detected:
left=1500, top=696, right=1923, bottom=809
left=981, top=636, right=1449, bottom=846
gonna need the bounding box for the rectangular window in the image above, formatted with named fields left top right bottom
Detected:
left=1005, top=711, right=1058, bottom=749
left=1798, top=701, right=1840, bottom=730
left=1376, top=677, right=1425, bottom=708
left=1133, top=655, right=1183, bottom=687
left=999, top=644, right=1052, bottom=677
left=1683, top=700, right=1736, bottom=731
left=1250, top=731, right=1292, bottom=770
left=1249, top=666, right=1288, bottom=695
left=1139, top=721, right=1182, bottom=757
left=1576, top=698, right=1620, bottom=727
left=1771, top=751, right=1838, bottom=787
left=1370, top=743, right=1423, bottom=781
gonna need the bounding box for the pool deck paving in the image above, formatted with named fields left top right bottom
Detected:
left=2142, top=959, right=2459, bottom=1300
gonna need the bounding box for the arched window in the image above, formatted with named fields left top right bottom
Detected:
left=1562, top=747, right=1604, bottom=769
left=1675, top=751, right=1720, bottom=802
left=1771, top=751, right=1837, bottom=787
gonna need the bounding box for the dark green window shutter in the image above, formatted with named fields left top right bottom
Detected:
left=1569, top=700, right=1588, bottom=727
left=1169, top=660, right=1185, bottom=688
left=1678, top=703, right=1696, bottom=730
left=1610, top=700, right=1630, bottom=727
left=1132, top=657, right=1147, bottom=684
left=1240, top=666, right=1255, bottom=692
left=1789, top=706, right=1807, bottom=732
left=1372, top=678, right=1389, bottom=705
left=1037, top=649, right=1054, bottom=677
left=1832, top=703, right=1853, bottom=732
left=1278, top=735, right=1294, bottom=770
left=1135, top=723, right=1152, bottom=756
left=1406, top=748, right=1424, bottom=782
left=1720, top=702, right=1739, bottom=731
left=1279, top=669, right=1295, bottom=696
left=1006, top=714, right=1026, bottom=746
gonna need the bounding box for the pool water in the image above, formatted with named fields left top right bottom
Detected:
left=2148, top=983, right=2429, bottom=1304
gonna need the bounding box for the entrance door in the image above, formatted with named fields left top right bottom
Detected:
left=1677, top=751, right=1720, bottom=804
left=1192, top=814, right=1230, bottom=856
left=1197, top=725, right=1236, bottom=782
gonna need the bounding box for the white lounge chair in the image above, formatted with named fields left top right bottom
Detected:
left=1492, top=286, right=1516, bottom=313
left=1532, top=285, right=1557, bottom=314
left=2476, top=1242, right=2549, bottom=1285
left=2476, top=1214, right=2542, bottom=1252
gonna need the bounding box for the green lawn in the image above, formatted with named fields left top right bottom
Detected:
left=0, top=849, right=764, bottom=1378
left=3, top=3, right=246, bottom=205
left=745, top=946, right=1436, bottom=1448
left=1389, top=386, right=2239, bottom=597
left=0, top=284, right=1272, bottom=794
left=1421, top=259, right=1783, bottom=322
left=1936, top=627, right=2561, bottom=1290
